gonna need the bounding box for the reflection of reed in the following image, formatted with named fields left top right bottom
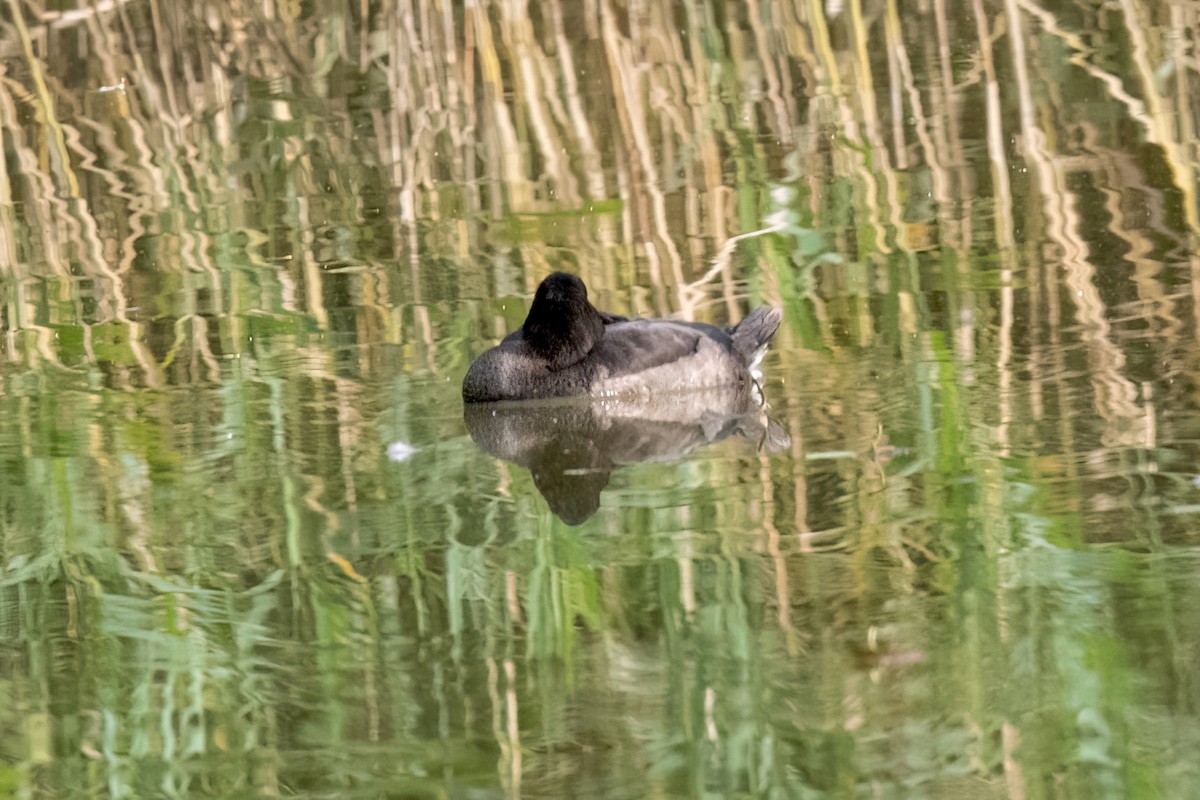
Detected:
left=3, top=2, right=1200, bottom=794
left=0, top=6, right=1194, bottom=539
left=1009, top=0, right=1146, bottom=448
left=1021, top=0, right=1198, bottom=233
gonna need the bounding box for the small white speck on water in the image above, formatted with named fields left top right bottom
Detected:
left=387, top=441, right=420, bottom=462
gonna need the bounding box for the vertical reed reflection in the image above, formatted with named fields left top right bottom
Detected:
left=1, top=0, right=1199, bottom=797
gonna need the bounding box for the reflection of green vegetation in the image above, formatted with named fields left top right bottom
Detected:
left=2, top=0, right=1200, bottom=797
left=499, top=201, right=626, bottom=244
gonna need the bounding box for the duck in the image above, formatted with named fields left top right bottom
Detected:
left=462, top=272, right=782, bottom=403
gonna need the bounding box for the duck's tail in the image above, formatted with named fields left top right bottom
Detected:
left=730, top=306, right=782, bottom=369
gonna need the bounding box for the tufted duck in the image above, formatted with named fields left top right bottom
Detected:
left=462, top=272, right=781, bottom=403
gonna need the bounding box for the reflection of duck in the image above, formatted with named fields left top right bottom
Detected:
left=464, top=388, right=789, bottom=524
left=462, top=273, right=782, bottom=403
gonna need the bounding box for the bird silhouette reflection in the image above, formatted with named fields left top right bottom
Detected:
left=465, top=384, right=788, bottom=524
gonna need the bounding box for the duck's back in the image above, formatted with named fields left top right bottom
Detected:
left=586, top=319, right=746, bottom=397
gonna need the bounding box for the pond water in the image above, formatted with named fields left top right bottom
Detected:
left=2, top=1, right=1199, bottom=797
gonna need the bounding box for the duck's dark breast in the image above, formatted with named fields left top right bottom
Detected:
left=463, top=339, right=593, bottom=402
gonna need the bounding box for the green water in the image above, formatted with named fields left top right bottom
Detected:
left=2, top=1, right=1199, bottom=797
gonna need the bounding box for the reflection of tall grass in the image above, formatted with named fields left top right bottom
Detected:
left=2, top=0, right=1200, bottom=796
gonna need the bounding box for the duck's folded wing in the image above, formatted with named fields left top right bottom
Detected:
left=589, top=322, right=702, bottom=375
left=589, top=320, right=749, bottom=397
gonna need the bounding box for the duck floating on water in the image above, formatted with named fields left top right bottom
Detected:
left=462, top=272, right=781, bottom=403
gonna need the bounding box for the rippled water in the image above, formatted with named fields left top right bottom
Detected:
left=2, top=0, right=1200, bottom=797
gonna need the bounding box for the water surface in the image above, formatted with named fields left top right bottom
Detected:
left=2, top=1, right=1199, bottom=797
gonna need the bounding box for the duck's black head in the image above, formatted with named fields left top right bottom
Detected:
left=523, top=272, right=606, bottom=370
